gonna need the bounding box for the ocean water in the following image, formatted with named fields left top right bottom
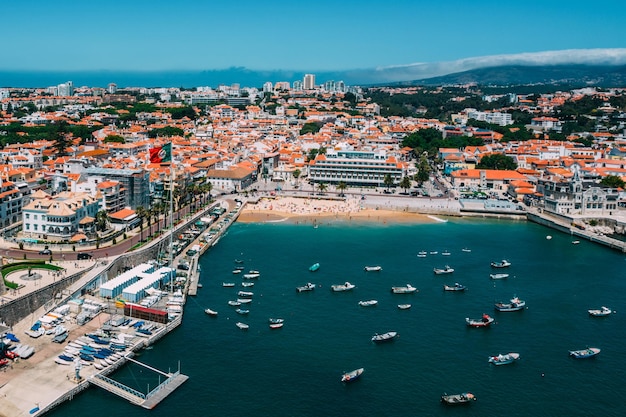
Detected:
left=47, top=218, right=626, bottom=417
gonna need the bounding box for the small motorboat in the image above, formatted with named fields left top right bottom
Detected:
left=441, top=392, right=476, bottom=405
left=588, top=306, right=613, bottom=317
left=296, top=282, right=316, bottom=292
left=331, top=282, right=356, bottom=292
left=232, top=270, right=242, bottom=274
left=243, top=273, right=260, bottom=279
left=341, top=367, right=364, bottom=383
left=417, top=251, right=427, bottom=258
left=358, top=300, right=378, bottom=307
left=371, top=331, right=398, bottom=343
left=364, top=265, right=382, bottom=272
left=490, top=273, right=509, bottom=280
left=442, top=250, right=451, bottom=256
left=268, top=318, right=284, bottom=324
left=572, top=240, right=580, bottom=245
left=235, top=309, right=250, bottom=315
left=466, top=314, right=494, bottom=327
left=569, top=347, right=600, bottom=359
left=443, top=283, right=466, bottom=292
left=397, top=304, right=412, bottom=310
left=429, top=251, right=438, bottom=255
left=434, top=265, right=454, bottom=275
left=461, top=248, right=471, bottom=252
left=495, top=296, right=526, bottom=312
left=236, top=322, right=249, bottom=330
left=205, top=308, right=218, bottom=316
left=223, top=282, right=236, bottom=287
left=228, top=300, right=241, bottom=306
left=237, top=298, right=252, bottom=304
left=235, top=259, right=244, bottom=264
left=269, top=322, right=284, bottom=329
left=488, top=352, right=520, bottom=365
left=237, top=291, right=254, bottom=298
left=490, top=260, right=511, bottom=268
left=391, top=284, right=417, bottom=294
left=242, top=282, right=254, bottom=287
left=309, top=263, right=320, bottom=272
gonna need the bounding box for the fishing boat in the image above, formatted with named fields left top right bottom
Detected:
left=235, top=308, right=250, bottom=315
left=358, top=300, right=378, bottom=307
left=331, top=282, right=356, bottom=292
left=494, top=296, right=526, bottom=312
left=391, top=284, right=417, bottom=294
left=442, top=250, right=451, bottom=256
left=429, top=251, right=438, bottom=255
left=588, top=306, right=613, bottom=317
left=241, top=282, right=254, bottom=287
left=237, top=291, right=254, bottom=298
left=341, top=367, right=364, bottom=383
left=462, top=248, right=472, bottom=252
left=443, top=283, right=466, bottom=292
left=441, top=392, right=476, bottom=405
left=433, top=265, right=454, bottom=275
left=243, top=273, right=260, bottom=279
left=268, top=318, right=284, bottom=324
left=397, top=304, right=412, bottom=310
left=237, top=298, right=252, bottom=304
left=204, top=308, right=218, bottom=316
left=227, top=300, right=241, bottom=306
left=223, top=282, right=236, bottom=287
left=569, top=347, right=600, bottom=359
left=236, top=322, right=249, bottom=330
left=296, top=282, right=316, bottom=292
left=488, top=352, right=520, bottom=365
left=364, top=265, right=382, bottom=272
left=490, top=259, right=511, bottom=268
left=309, top=263, right=320, bottom=272
left=371, top=331, right=398, bottom=343
left=465, top=314, right=494, bottom=327
left=417, top=251, right=427, bottom=258
left=269, top=322, right=284, bottom=329
left=232, top=270, right=242, bottom=274
left=490, top=273, right=509, bottom=280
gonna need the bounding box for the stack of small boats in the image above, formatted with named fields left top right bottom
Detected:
left=55, top=334, right=132, bottom=368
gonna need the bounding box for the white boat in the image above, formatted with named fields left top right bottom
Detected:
left=269, top=322, right=284, bottom=329
left=205, top=308, right=218, bottom=316
left=238, top=291, right=254, bottom=297
left=371, top=331, right=398, bottom=343
left=491, top=259, right=511, bottom=268
left=588, top=306, right=613, bottom=317
left=223, top=282, right=235, bottom=287
left=488, top=352, right=520, bottom=365
left=358, top=300, right=378, bottom=307
left=241, top=282, right=254, bottom=287
left=341, top=368, right=364, bottom=383
left=391, top=284, right=417, bottom=294
left=227, top=300, right=241, bottom=306
left=94, top=362, right=104, bottom=370
left=237, top=298, right=252, bottom=304
left=572, top=240, right=580, bottom=245
left=236, top=322, right=249, bottom=330
left=442, top=250, right=451, bottom=256
left=235, top=308, right=249, bottom=315
left=296, top=282, right=316, bottom=292
left=462, top=248, right=471, bottom=252
left=232, top=270, right=242, bottom=274
left=243, top=273, right=260, bottom=279
left=331, top=282, right=356, bottom=292
left=364, top=266, right=382, bottom=272
left=494, top=296, right=526, bottom=312
left=268, top=318, right=284, bottom=324
left=490, top=273, right=509, bottom=280
left=569, top=347, right=600, bottom=359
left=397, top=304, right=412, bottom=310
left=55, top=357, right=72, bottom=366
left=417, top=251, right=427, bottom=258
left=433, top=265, right=454, bottom=275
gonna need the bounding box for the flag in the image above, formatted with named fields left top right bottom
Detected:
left=149, top=142, right=172, bottom=164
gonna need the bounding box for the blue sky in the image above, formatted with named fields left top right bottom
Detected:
left=3, top=0, right=626, bottom=72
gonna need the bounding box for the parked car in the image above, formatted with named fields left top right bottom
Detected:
left=39, top=248, right=52, bottom=255
left=77, top=253, right=93, bottom=260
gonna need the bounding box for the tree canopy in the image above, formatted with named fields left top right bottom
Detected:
left=476, top=154, right=518, bottom=170
left=599, top=175, right=625, bottom=189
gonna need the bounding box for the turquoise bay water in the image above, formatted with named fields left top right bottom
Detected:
left=48, top=219, right=626, bottom=416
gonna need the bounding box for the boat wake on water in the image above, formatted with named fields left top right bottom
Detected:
left=427, top=215, right=448, bottom=223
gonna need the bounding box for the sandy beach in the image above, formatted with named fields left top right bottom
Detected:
left=237, top=196, right=438, bottom=224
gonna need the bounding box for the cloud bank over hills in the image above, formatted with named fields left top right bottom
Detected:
left=349, top=48, right=626, bottom=84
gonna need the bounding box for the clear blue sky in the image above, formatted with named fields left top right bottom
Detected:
left=3, top=0, right=625, bottom=72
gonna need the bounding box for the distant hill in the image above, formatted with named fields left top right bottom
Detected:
left=407, top=65, right=626, bottom=87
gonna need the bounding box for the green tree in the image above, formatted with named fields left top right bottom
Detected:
left=476, top=154, right=518, bottom=170
left=51, top=122, right=71, bottom=157
left=336, top=181, right=347, bottom=196
left=317, top=182, right=327, bottom=195
left=399, top=176, right=412, bottom=193
left=307, top=148, right=319, bottom=161
left=135, top=206, right=147, bottom=242
left=600, top=175, right=625, bottom=189
left=293, top=169, right=301, bottom=187
left=96, top=210, right=109, bottom=233
left=383, top=174, right=395, bottom=190
left=104, top=134, right=125, bottom=143
left=415, top=155, right=431, bottom=185
left=300, top=122, right=322, bottom=135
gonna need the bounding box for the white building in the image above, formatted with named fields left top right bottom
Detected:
left=308, top=149, right=405, bottom=186
left=303, top=74, right=316, bottom=90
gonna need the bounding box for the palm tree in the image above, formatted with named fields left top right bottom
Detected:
left=383, top=174, right=395, bottom=190
left=317, top=182, right=328, bottom=195
left=135, top=206, right=147, bottom=242
left=95, top=210, right=109, bottom=233
left=336, top=181, right=347, bottom=197
left=399, top=176, right=412, bottom=194
left=293, top=169, right=301, bottom=188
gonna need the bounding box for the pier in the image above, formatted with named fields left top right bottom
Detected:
left=89, top=358, right=188, bottom=409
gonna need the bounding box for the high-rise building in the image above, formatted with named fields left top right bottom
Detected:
left=293, top=80, right=303, bottom=91
left=262, top=82, right=273, bottom=93
left=57, top=81, right=74, bottom=96
left=303, top=74, right=315, bottom=90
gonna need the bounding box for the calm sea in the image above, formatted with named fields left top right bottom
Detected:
left=47, top=218, right=626, bottom=417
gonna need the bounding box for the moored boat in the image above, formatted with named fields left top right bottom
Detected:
left=309, top=263, right=320, bottom=272
left=341, top=367, right=364, bottom=383
left=237, top=298, right=252, bottom=304
left=417, top=251, right=427, bottom=257
left=205, top=308, right=218, bottom=316
left=569, top=347, right=600, bottom=359
left=227, top=300, right=241, bottom=306
left=465, top=314, right=494, bottom=327
left=397, top=304, right=412, bottom=310
left=237, top=291, right=254, bottom=297
left=296, top=282, right=316, bottom=292
left=443, top=283, right=466, bottom=292
left=490, top=273, right=509, bottom=280
left=358, top=300, right=378, bottom=307
left=223, top=282, right=236, bottom=287
left=434, top=265, right=454, bottom=275
left=241, top=282, right=254, bottom=287
left=243, top=273, right=260, bottom=279
left=461, top=248, right=471, bottom=252
left=235, top=308, right=250, bottom=315
left=442, top=250, right=451, bottom=256
left=268, top=318, right=284, bottom=324
left=588, top=306, right=612, bottom=317
left=490, top=259, right=511, bottom=268
left=269, top=322, right=284, bottom=329
left=371, top=331, right=398, bottom=343
left=494, top=296, right=526, bottom=312
left=488, top=352, right=520, bottom=365
left=331, top=282, right=356, bottom=292
left=391, top=284, right=417, bottom=294
left=236, top=322, right=249, bottom=330
left=364, top=265, right=382, bottom=272
left=441, top=392, right=476, bottom=405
